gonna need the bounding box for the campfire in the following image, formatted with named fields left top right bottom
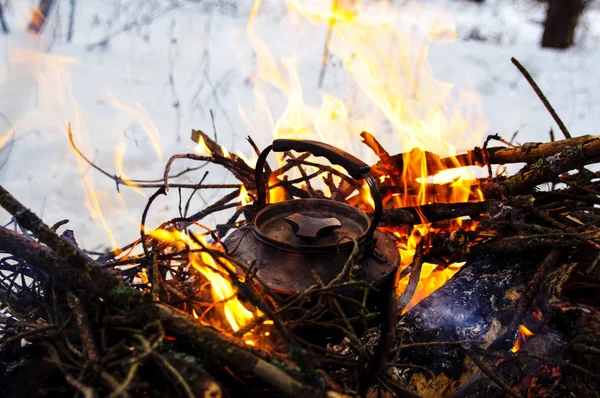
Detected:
left=1, top=1, right=600, bottom=397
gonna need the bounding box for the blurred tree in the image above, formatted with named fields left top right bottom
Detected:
left=0, top=3, right=8, bottom=34
left=67, top=0, right=76, bottom=42
left=541, top=0, right=587, bottom=49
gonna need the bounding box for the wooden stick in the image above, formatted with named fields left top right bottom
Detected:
left=371, top=135, right=600, bottom=179
left=465, top=351, right=523, bottom=398
left=397, top=239, right=424, bottom=313
left=511, top=57, right=571, bottom=139
left=0, top=185, right=120, bottom=297
left=145, top=303, right=342, bottom=398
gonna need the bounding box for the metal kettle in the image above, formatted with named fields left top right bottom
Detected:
left=223, top=139, right=399, bottom=295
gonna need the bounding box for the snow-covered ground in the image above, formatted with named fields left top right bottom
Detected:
left=0, top=0, right=598, bottom=251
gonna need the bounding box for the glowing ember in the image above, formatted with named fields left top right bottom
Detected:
left=511, top=325, right=535, bottom=353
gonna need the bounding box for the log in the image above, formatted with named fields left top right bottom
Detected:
left=0, top=184, right=120, bottom=295
left=487, top=138, right=600, bottom=198
left=0, top=225, right=118, bottom=299
left=143, top=303, right=337, bottom=398
left=370, top=135, right=600, bottom=179
left=375, top=137, right=600, bottom=202
left=376, top=200, right=500, bottom=226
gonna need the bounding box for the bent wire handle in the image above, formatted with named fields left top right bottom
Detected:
left=254, top=139, right=382, bottom=248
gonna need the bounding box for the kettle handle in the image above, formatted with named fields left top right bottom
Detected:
left=254, top=139, right=382, bottom=248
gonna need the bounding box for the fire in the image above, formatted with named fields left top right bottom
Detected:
left=242, top=0, right=484, bottom=205
left=239, top=185, right=251, bottom=206
left=0, top=132, right=11, bottom=149
left=361, top=180, right=375, bottom=210
left=511, top=325, right=535, bottom=353
left=195, top=135, right=212, bottom=155
left=268, top=174, right=287, bottom=204
left=149, top=229, right=259, bottom=335
left=221, top=145, right=231, bottom=159
left=6, top=0, right=486, bottom=326
left=27, top=5, right=45, bottom=33
left=396, top=226, right=466, bottom=313
left=241, top=0, right=485, bottom=312
left=114, top=140, right=145, bottom=197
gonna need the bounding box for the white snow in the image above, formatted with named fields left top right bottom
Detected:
left=0, top=0, right=598, bottom=251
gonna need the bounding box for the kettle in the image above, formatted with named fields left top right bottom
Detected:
left=223, top=139, right=399, bottom=295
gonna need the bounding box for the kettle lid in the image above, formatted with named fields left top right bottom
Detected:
left=253, top=198, right=370, bottom=252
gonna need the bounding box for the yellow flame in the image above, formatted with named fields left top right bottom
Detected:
left=221, top=145, right=231, bottom=158
left=396, top=226, right=466, bottom=314
left=511, top=325, right=534, bottom=353
left=361, top=180, right=375, bottom=210
left=235, top=150, right=258, bottom=168
left=195, top=135, right=212, bottom=155
left=242, top=0, right=486, bottom=209
left=149, top=229, right=258, bottom=333
left=114, top=140, right=146, bottom=197
left=268, top=175, right=286, bottom=204
left=0, top=132, right=11, bottom=149
left=239, top=1, right=487, bottom=313
left=3, top=47, right=163, bottom=250
left=239, top=185, right=251, bottom=206
left=69, top=124, right=119, bottom=249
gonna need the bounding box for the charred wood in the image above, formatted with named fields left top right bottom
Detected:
left=371, top=135, right=600, bottom=179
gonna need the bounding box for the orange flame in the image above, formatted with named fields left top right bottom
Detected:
left=242, top=0, right=485, bottom=207
left=221, top=145, right=231, bottom=159
left=114, top=141, right=146, bottom=197
left=239, top=185, right=251, bottom=207
left=396, top=226, right=466, bottom=314
left=511, top=325, right=534, bottom=353
left=268, top=175, right=287, bottom=204
left=28, top=6, right=45, bottom=32
left=149, top=229, right=259, bottom=336
left=195, top=135, right=212, bottom=155
left=240, top=0, right=485, bottom=313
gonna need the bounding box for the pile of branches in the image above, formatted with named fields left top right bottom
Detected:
left=1, top=59, right=600, bottom=397
left=1, top=123, right=599, bottom=396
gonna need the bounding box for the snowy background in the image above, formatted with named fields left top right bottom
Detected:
left=0, top=0, right=599, bottom=251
